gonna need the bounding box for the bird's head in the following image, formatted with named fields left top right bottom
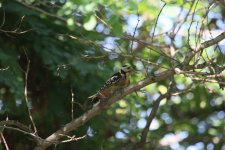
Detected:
left=120, top=65, right=134, bottom=73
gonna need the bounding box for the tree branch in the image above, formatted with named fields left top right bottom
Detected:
left=0, top=133, right=9, bottom=150
left=134, top=93, right=170, bottom=150
left=1, top=24, right=222, bottom=150
left=24, top=49, right=38, bottom=134
left=0, top=120, right=33, bottom=133
left=183, top=31, right=225, bottom=66
left=133, top=84, right=193, bottom=150
left=34, top=28, right=225, bottom=148
left=34, top=69, right=176, bottom=149
left=14, top=0, right=82, bottom=28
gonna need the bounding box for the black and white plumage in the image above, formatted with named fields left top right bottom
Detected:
left=88, top=65, right=133, bottom=106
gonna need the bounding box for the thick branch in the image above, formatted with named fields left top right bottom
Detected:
left=34, top=69, right=175, bottom=150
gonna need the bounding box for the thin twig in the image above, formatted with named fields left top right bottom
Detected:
left=0, top=120, right=33, bottom=133
left=0, top=133, right=9, bottom=150
left=59, top=134, right=86, bottom=143
left=0, top=66, right=9, bottom=71
left=64, top=33, right=181, bottom=66
left=187, top=0, right=199, bottom=48
left=151, top=2, right=166, bottom=42
left=24, top=49, right=38, bottom=134
left=94, top=12, right=111, bottom=30
left=190, top=77, right=225, bottom=85
left=71, top=88, right=75, bottom=120
left=149, top=2, right=166, bottom=67
left=39, top=133, right=87, bottom=148
left=133, top=39, right=181, bottom=65
left=15, top=0, right=82, bottom=28
left=0, top=125, right=38, bottom=139
left=183, top=31, right=225, bottom=66
left=119, top=53, right=169, bottom=69
left=0, top=13, right=33, bottom=36
left=174, top=1, right=196, bottom=36
left=14, top=15, right=25, bottom=32
left=130, top=12, right=140, bottom=53
left=15, top=0, right=66, bottom=22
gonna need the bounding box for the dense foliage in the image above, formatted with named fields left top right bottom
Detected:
left=0, top=0, right=225, bottom=149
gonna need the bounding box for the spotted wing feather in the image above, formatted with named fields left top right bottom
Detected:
left=100, top=72, right=122, bottom=91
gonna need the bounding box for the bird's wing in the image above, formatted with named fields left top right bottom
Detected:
left=100, top=72, right=122, bottom=90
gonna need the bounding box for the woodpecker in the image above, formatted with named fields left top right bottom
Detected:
left=88, top=65, right=133, bottom=106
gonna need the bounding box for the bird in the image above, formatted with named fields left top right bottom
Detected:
left=88, top=65, right=133, bottom=107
